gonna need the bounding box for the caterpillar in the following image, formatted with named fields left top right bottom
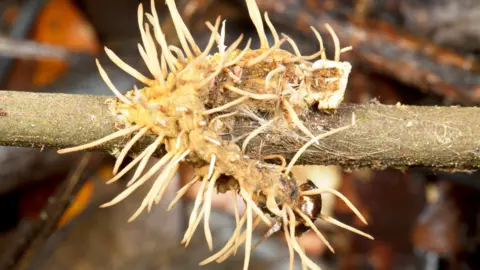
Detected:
left=56, top=0, right=372, bottom=269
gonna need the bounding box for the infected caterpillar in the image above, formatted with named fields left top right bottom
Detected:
left=56, top=0, right=371, bottom=269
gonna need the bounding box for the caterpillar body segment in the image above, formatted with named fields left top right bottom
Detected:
left=56, top=0, right=369, bottom=269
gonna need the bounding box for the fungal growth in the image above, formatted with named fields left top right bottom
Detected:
left=57, top=0, right=371, bottom=269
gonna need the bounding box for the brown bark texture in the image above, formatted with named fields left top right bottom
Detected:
left=1, top=90, right=479, bottom=171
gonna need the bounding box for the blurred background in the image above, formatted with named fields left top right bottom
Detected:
left=1, top=0, right=480, bottom=269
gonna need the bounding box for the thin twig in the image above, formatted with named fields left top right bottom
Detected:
left=0, top=153, right=104, bottom=270
left=1, top=91, right=480, bottom=171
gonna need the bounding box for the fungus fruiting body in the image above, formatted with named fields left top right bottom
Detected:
left=57, top=0, right=371, bottom=269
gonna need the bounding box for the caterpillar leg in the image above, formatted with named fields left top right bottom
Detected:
left=252, top=219, right=282, bottom=250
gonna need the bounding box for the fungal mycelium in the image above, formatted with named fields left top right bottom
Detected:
left=57, top=0, right=372, bottom=269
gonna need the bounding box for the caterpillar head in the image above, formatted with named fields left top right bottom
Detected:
left=259, top=176, right=323, bottom=236
left=292, top=179, right=323, bottom=235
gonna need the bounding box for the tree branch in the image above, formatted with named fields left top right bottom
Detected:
left=1, top=90, right=479, bottom=171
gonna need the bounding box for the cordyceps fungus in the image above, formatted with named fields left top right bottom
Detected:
left=56, top=0, right=372, bottom=269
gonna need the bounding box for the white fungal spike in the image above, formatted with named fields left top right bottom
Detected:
left=246, top=0, right=268, bottom=48
left=202, top=96, right=249, bottom=115
left=294, top=208, right=334, bottom=253
left=142, top=22, right=164, bottom=78
left=264, top=12, right=279, bottom=44
left=203, top=171, right=221, bottom=251
left=225, top=38, right=251, bottom=67
left=100, top=151, right=175, bottom=208
left=286, top=207, right=321, bottom=270
left=165, top=0, right=201, bottom=57
left=58, top=125, right=140, bottom=154
left=168, top=176, right=199, bottom=211
left=145, top=3, right=176, bottom=73
left=310, top=26, right=326, bottom=60
left=200, top=211, right=248, bottom=266
left=106, top=140, right=154, bottom=184
left=242, top=118, right=277, bottom=153
left=95, top=59, right=133, bottom=105
left=165, top=0, right=194, bottom=59
left=301, top=187, right=368, bottom=224
left=246, top=37, right=287, bottom=66
left=282, top=208, right=294, bottom=270
left=113, top=126, right=149, bottom=175
left=216, top=216, right=262, bottom=263
left=325, top=23, right=341, bottom=62
left=285, top=124, right=352, bottom=175
left=105, top=47, right=152, bottom=85
left=56, top=2, right=363, bottom=270
left=281, top=98, right=318, bottom=144
left=320, top=215, right=374, bottom=240
left=224, top=84, right=278, bottom=100
left=183, top=175, right=209, bottom=244
left=127, top=138, right=161, bottom=187
left=240, top=189, right=272, bottom=226
left=243, top=203, right=253, bottom=270
left=207, top=154, right=216, bottom=180
left=265, top=64, right=285, bottom=89
left=282, top=33, right=302, bottom=57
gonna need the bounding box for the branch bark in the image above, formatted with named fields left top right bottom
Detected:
left=1, top=90, right=479, bottom=171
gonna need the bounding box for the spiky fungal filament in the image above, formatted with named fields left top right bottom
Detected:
left=57, top=0, right=370, bottom=269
